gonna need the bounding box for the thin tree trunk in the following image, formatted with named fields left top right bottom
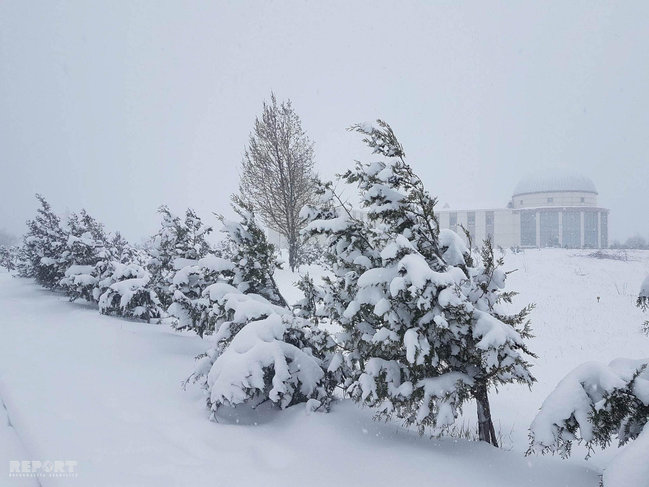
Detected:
left=474, top=382, right=499, bottom=447
left=288, top=237, right=298, bottom=272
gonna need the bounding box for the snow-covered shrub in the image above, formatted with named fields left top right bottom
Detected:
left=293, top=273, right=323, bottom=322
left=528, top=358, right=649, bottom=487
left=98, top=262, right=163, bottom=322
left=18, top=194, right=68, bottom=288
left=109, top=232, right=148, bottom=266
left=192, top=291, right=337, bottom=413
left=181, top=199, right=336, bottom=414
left=529, top=358, right=649, bottom=458
left=168, top=254, right=236, bottom=337
left=301, top=120, right=534, bottom=444
left=60, top=264, right=99, bottom=301
left=147, top=206, right=213, bottom=308
left=219, top=196, right=287, bottom=306
left=0, top=245, right=20, bottom=271
left=169, top=198, right=286, bottom=337
left=296, top=240, right=327, bottom=267
left=58, top=210, right=110, bottom=302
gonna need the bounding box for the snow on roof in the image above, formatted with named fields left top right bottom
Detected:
left=513, top=170, right=597, bottom=196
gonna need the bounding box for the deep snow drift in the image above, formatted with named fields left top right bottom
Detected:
left=1, top=248, right=647, bottom=486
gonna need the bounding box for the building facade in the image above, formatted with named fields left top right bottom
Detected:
left=267, top=172, right=609, bottom=250
left=436, top=172, right=609, bottom=249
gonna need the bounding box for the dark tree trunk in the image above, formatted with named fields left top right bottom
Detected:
left=474, top=382, right=499, bottom=447
left=288, top=238, right=298, bottom=272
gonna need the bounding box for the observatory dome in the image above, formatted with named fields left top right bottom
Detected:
left=513, top=171, right=597, bottom=197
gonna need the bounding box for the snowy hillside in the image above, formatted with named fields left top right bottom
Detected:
left=1, top=249, right=647, bottom=486
left=491, top=249, right=649, bottom=457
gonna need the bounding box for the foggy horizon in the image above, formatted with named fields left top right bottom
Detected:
left=2, top=1, right=648, bottom=243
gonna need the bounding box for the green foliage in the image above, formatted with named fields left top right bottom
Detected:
left=302, top=121, right=535, bottom=443
left=148, top=206, right=213, bottom=308
left=18, top=194, right=68, bottom=288
left=170, top=197, right=286, bottom=337
left=589, top=365, right=649, bottom=452
left=0, top=245, right=19, bottom=271
left=219, top=196, right=286, bottom=306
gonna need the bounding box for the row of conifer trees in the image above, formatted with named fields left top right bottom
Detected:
left=0, top=121, right=538, bottom=446
left=3, top=121, right=645, bottom=468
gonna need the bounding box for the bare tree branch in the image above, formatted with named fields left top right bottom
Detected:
left=238, top=93, right=317, bottom=271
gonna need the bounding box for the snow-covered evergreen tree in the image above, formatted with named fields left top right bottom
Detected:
left=529, top=358, right=649, bottom=459
left=293, top=273, right=322, bottom=322
left=147, top=206, right=213, bottom=308
left=301, top=120, right=534, bottom=444
left=463, top=234, right=536, bottom=443
left=97, top=262, right=163, bottom=322
left=195, top=307, right=336, bottom=414
left=18, top=194, right=68, bottom=288
left=180, top=198, right=336, bottom=414
left=0, top=245, right=19, bottom=272
left=168, top=254, right=236, bottom=337
left=219, top=196, right=287, bottom=306
left=528, top=358, right=649, bottom=486
left=88, top=231, right=163, bottom=321
left=108, top=232, right=146, bottom=265
left=59, top=209, right=110, bottom=302
left=169, top=197, right=286, bottom=337
left=296, top=240, right=327, bottom=267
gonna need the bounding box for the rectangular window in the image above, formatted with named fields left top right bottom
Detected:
left=600, top=212, right=608, bottom=248
left=563, top=211, right=580, bottom=248
left=485, top=211, right=495, bottom=239
left=467, top=212, right=475, bottom=241
left=584, top=212, right=598, bottom=248
left=520, top=211, right=536, bottom=247
left=449, top=212, right=457, bottom=232
left=540, top=211, right=559, bottom=247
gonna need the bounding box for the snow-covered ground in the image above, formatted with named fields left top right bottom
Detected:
left=0, top=249, right=647, bottom=486
left=491, top=249, right=649, bottom=463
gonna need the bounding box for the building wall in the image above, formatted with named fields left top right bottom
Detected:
left=436, top=208, right=519, bottom=248
left=514, top=207, right=609, bottom=249
left=492, top=209, right=520, bottom=248
left=268, top=189, right=609, bottom=251
left=437, top=206, right=608, bottom=249
left=512, top=191, right=598, bottom=209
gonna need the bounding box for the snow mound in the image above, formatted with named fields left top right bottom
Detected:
left=207, top=314, right=325, bottom=409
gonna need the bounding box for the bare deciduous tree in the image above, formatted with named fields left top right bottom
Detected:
left=239, top=93, right=316, bottom=271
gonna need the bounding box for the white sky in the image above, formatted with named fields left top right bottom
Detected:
left=1, top=1, right=648, bottom=243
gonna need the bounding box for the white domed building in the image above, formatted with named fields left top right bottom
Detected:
left=437, top=171, right=609, bottom=248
